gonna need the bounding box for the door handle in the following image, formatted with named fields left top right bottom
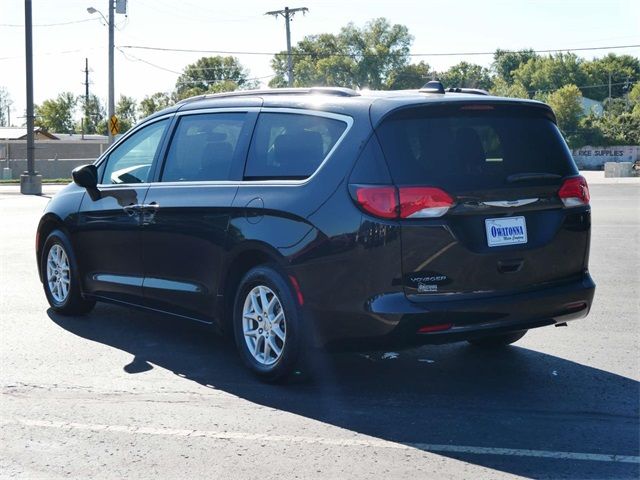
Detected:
left=123, top=204, right=141, bottom=216
left=142, top=202, right=160, bottom=210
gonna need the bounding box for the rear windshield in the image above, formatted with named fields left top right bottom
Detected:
left=376, top=106, right=578, bottom=190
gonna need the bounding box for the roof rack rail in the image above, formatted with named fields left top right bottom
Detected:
left=177, top=87, right=360, bottom=105
left=445, top=87, right=489, bottom=96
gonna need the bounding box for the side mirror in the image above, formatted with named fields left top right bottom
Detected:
left=72, top=164, right=98, bottom=190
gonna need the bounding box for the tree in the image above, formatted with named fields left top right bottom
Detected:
left=35, top=92, right=76, bottom=133
left=386, top=61, right=433, bottom=90
left=438, top=62, right=492, bottom=90
left=0, top=87, right=11, bottom=127
left=513, top=53, right=587, bottom=97
left=629, top=82, right=640, bottom=116
left=580, top=54, right=640, bottom=102
left=78, top=94, right=106, bottom=135
left=116, top=95, right=137, bottom=133
left=174, top=56, right=257, bottom=100
left=492, top=49, right=538, bottom=83
left=544, top=84, right=584, bottom=147
left=269, top=18, right=413, bottom=90
left=489, top=78, right=529, bottom=98
left=139, top=92, right=173, bottom=118
left=270, top=33, right=357, bottom=88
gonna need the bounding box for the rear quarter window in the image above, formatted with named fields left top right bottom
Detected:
left=376, top=106, right=578, bottom=191
left=244, top=112, right=347, bottom=180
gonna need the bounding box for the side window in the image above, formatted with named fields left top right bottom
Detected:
left=244, top=113, right=347, bottom=180
left=161, top=113, right=246, bottom=182
left=101, top=119, right=169, bottom=184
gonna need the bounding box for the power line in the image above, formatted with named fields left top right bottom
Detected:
left=0, top=18, right=100, bottom=27
left=117, top=43, right=640, bottom=57
left=117, top=48, right=275, bottom=83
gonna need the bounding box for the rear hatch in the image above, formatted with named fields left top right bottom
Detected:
left=374, top=101, right=591, bottom=299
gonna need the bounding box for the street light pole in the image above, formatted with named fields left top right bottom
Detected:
left=108, top=0, right=115, bottom=144
left=20, top=0, right=42, bottom=195
left=88, top=2, right=115, bottom=143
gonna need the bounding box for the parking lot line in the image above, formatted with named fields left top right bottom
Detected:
left=2, top=417, right=638, bottom=464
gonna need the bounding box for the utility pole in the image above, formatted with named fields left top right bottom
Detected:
left=265, top=6, right=308, bottom=87
left=108, top=0, right=115, bottom=144
left=21, top=0, right=41, bottom=195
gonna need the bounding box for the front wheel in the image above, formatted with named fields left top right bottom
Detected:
left=41, top=230, right=95, bottom=315
left=467, top=330, right=527, bottom=347
left=233, top=265, right=306, bottom=382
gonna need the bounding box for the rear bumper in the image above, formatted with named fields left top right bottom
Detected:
left=319, top=273, right=595, bottom=350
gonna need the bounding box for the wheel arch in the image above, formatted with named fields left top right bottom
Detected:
left=36, top=213, right=67, bottom=283
left=218, top=241, right=290, bottom=334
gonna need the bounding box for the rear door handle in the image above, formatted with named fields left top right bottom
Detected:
left=142, top=202, right=160, bottom=210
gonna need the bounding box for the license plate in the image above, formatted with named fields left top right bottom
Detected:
left=485, top=216, right=528, bottom=247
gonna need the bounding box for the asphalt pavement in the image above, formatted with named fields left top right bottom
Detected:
left=0, top=179, right=638, bottom=479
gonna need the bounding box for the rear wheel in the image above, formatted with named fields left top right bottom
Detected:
left=41, top=230, right=95, bottom=315
left=233, top=265, right=306, bottom=382
left=467, top=330, right=527, bottom=347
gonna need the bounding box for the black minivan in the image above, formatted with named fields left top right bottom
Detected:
left=37, top=84, right=595, bottom=381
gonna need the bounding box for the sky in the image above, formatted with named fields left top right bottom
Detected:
left=1, top=0, right=639, bottom=125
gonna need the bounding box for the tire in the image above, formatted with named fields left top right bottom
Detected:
left=41, top=229, right=95, bottom=315
left=233, top=264, right=307, bottom=382
left=467, top=330, right=527, bottom=347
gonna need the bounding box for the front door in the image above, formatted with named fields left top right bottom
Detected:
left=74, top=118, right=171, bottom=304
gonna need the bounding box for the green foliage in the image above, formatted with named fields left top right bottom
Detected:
left=489, top=78, right=529, bottom=98
left=629, top=83, right=640, bottom=116
left=492, top=49, right=538, bottom=83
left=138, top=92, right=173, bottom=119
left=78, top=94, right=106, bottom=135
left=269, top=18, right=413, bottom=89
left=341, top=18, right=412, bottom=89
left=543, top=84, right=584, bottom=147
left=513, top=53, right=587, bottom=97
left=174, top=56, right=257, bottom=100
left=270, top=33, right=357, bottom=88
left=35, top=92, right=77, bottom=134
left=386, top=61, right=433, bottom=90
left=116, top=95, right=137, bottom=133
left=0, top=87, right=11, bottom=127
left=580, top=54, right=640, bottom=102
left=438, top=62, right=492, bottom=90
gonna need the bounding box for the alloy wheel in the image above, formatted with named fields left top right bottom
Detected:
left=46, top=244, right=71, bottom=304
left=242, top=285, right=287, bottom=366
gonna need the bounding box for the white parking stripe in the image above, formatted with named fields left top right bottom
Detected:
left=2, top=417, right=638, bottom=464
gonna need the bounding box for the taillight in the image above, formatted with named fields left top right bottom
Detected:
left=558, top=176, right=590, bottom=207
left=353, top=186, right=398, bottom=219
left=351, top=185, right=454, bottom=219
left=399, top=187, right=454, bottom=218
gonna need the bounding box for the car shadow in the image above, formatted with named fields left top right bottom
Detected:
left=48, top=304, right=639, bottom=479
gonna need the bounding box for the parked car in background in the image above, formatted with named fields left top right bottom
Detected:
left=37, top=83, right=595, bottom=381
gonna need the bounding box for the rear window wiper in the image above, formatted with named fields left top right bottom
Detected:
left=506, top=172, right=562, bottom=183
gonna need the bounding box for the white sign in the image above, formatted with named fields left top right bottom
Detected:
left=572, top=145, right=639, bottom=169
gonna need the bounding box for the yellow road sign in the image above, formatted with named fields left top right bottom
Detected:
left=109, top=115, right=119, bottom=136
